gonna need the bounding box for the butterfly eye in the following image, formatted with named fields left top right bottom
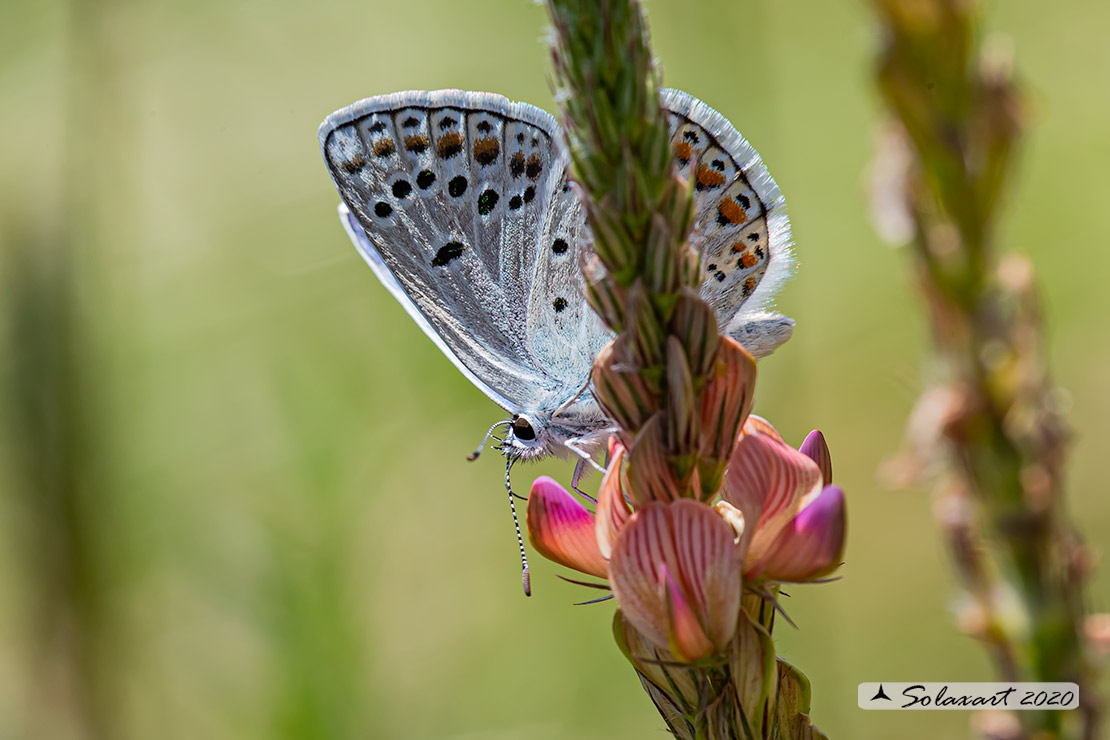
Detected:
left=512, top=416, right=536, bottom=441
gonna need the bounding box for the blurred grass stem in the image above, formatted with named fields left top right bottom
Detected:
left=872, top=1, right=1101, bottom=737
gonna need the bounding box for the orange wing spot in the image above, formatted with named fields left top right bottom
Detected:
left=339, top=153, right=366, bottom=173
left=473, top=136, right=500, bottom=165
left=403, top=135, right=429, bottom=153
left=436, top=132, right=464, bottom=159
left=674, top=140, right=693, bottom=163
left=717, top=200, right=748, bottom=225
left=695, top=164, right=726, bottom=189
left=372, top=139, right=396, bottom=157
left=745, top=276, right=757, bottom=292
left=740, top=252, right=759, bottom=269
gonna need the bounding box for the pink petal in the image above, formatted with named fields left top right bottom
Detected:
left=609, top=501, right=741, bottom=659
left=526, top=476, right=608, bottom=579
left=742, top=414, right=784, bottom=442
left=662, top=563, right=715, bottom=662
left=799, top=429, right=833, bottom=485
left=754, top=485, right=847, bottom=582
left=721, top=434, right=823, bottom=567
left=596, top=441, right=631, bottom=559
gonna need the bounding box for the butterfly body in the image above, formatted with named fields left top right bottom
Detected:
left=320, top=89, right=793, bottom=463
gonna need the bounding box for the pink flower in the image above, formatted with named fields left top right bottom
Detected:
left=525, top=419, right=846, bottom=662
left=608, top=500, right=742, bottom=662
left=721, top=424, right=846, bottom=583
left=527, top=441, right=741, bottom=662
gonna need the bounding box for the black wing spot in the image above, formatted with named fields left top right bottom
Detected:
left=416, top=169, right=436, bottom=189
left=714, top=271, right=726, bottom=282
left=738, top=193, right=751, bottom=210
left=369, top=121, right=386, bottom=133
left=706, top=263, right=717, bottom=272
left=402, top=116, right=419, bottom=128
left=552, top=238, right=568, bottom=255
left=477, top=189, right=499, bottom=216
left=523, top=186, right=535, bottom=204
left=683, top=130, right=699, bottom=142
left=476, top=120, right=492, bottom=133
left=553, top=297, right=568, bottom=312
left=747, top=233, right=760, bottom=242
left=392, top=179, right=412, bottom=198
left=711, top=159, right=725, bottom=171
left=754, top=245, right=765, bottom=259
left=438, top=116, right=457, bottom=130
left=448, top=176, right=467, bottom=197
left=432, top=241, right=465, bottom=267
left=508, top=195, right=523, bottom=210
left=374, top=202, right=392, bottom=218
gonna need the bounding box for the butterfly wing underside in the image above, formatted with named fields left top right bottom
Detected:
left=319, top=91, right=602, bottom=415
left=661, top=89, right=794, bottom=355
left=319, top=88, right=793, bottom=439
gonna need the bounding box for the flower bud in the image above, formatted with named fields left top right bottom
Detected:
left=626, top=413, right=686, bottom=504
left=592, top=337, right=659, bottom=433
left=697, top=338, right=757, bottom=498
left=799, top=429, right=833, bottom=484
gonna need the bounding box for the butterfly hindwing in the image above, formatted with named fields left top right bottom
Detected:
left=662, top=89, right=794, bottom=354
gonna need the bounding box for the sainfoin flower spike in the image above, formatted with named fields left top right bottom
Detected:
left=527, top=418, right=847, bottom=624
left=526, top=419, right=845, bottom=738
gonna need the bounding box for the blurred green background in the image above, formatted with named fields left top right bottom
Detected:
left=1, top=1, right=1107, bottom=738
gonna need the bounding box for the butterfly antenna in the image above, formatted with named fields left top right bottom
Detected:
left=467, top=420, right=512, bottom=461
left=505, top=457, right=531, bottom=597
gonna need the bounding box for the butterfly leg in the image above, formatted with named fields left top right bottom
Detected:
left=504, top=457, right=531, bottom=597
left=570, top=457, right=598, bottom=504
left=564, top=438, right=607, bottom=474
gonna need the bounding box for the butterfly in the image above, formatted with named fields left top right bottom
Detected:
left=318, top=89, right=794, bottom=468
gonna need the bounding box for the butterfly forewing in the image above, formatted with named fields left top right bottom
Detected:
left=320, top=91, right=578, bottom=412
left=524, top=182, right=602, bottom=387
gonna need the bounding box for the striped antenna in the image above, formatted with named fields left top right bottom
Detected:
left=504, top=458, right=531, bottom=596
left=467, top=419, right=512, bottom=461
